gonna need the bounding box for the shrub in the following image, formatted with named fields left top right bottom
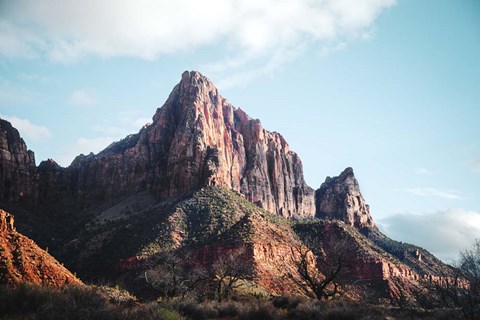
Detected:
left=272, top=296, right=300, bottom=310
left=324, top=310, right=358, bottom=320
left=216, top=301, right=240, bottom=317
left=0, top=283, right=53, bottom=316
left=236, top=302, right=279, bottom=320
left=286, top=300, right=323, bottom=320
left=176, top=300, right=218, bottom=320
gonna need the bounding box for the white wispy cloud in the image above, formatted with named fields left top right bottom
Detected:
left=0, top=0, right=395, bottom=85
left=0, top=78, right=42, bottom=105
left=414, top=167, right=432, bottom=175
left=0, top=114, right=52, bottom=141
left=378, top=209, right=480, bottom=262
left=56, top=111, right=151, bottom=166
left=403, top=187, right=463, bottom=200
left=55, top=136, right=115, bottom=167
left=18, top=72, right=50, bottom=83
left=68, top=89, right=96, bottom=106
left=91, top=110, right=151, bottom=136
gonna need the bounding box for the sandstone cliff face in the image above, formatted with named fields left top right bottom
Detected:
left=37, top=71, right=314, bottom=218
left=0, top=119, right=36, bottom=202
left=0, top=209, right=81, bottom=287
left=315, top=167, right=375, bottom=229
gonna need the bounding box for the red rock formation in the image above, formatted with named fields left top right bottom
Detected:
left=193, top=211, right=318, bottom=296
left=0, top=209, right=82, bottom=287
left=0, top=72, right=455, bottom=306
left=36, top=71, right=314, bottom=218
left=0, top=119, right=36, bottom=202
left=315, top=167, right=375, bottom=229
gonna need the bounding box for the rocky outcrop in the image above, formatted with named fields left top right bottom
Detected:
left=0, top=209, right=15, bottom=232
left=0, top=119, right=36, bottom=202
left=33, top=71, right=314, bottom=218
left=315, top=167, right=375, bottom=229
left=0, top=209, right=82, bottom=287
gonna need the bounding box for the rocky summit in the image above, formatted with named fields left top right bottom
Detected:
left=315, top=167, right=375, bottom=230
left=0, top=71, right=454, bottom=306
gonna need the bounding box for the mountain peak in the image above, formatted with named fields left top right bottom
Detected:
left=339, top=166, right=354, bottom=178
left=315, top=167, right=375, bottom=229
left=24, top=71, right=314, bottom=218
left=180, top=70, right=212, bottom=84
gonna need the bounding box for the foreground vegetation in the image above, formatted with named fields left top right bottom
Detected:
left=0, top=283, right=462, bottom=320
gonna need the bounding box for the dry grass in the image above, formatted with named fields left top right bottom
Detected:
left=0, top=284, right=463, bottom=320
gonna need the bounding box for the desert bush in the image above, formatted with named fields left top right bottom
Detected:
left=324, top=309, right=358, bottom=320
left=129, top=302, right=181, bottom=320
left=236, top=301, right=279, bottom=320
left=286, top=300, right=323, bottom=320
left=272, top=295, right=301, bottom=310
left=216, top=301, right=241, bottom=317
left=0, top=284, right=53, bottom=316
left=175, top=300, right=219, bottom=320
left=0, top=284, right=181, bottom=320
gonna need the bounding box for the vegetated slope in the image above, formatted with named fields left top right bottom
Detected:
left=0, top=209, right=81, bottom=287
left=365, top=228, right=455, bottom=278
left=62, top=186, right=313, bottom=296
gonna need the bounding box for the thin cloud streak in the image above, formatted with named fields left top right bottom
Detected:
left=55, top=136, right=115, bottom=167
left=414, top=167, right=432, bottom=175
left=403, top=187, right=463, bottom=200
left=69, top=89, right=96, bottom=106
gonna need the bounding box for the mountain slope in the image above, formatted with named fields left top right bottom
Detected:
left=0, top=209, right=81, bottom=287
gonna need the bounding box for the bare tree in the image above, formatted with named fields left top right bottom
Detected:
left=144, top=251, right=188, bottom=298
left=287, top=245, right=338, bottom=300
left=144, top=250, right=212, bottom=299
left=211, top=247, right=250, bottom=302
left=433, top=239, right=480, bottom=319
left=288, top=238, right=352, bottom=300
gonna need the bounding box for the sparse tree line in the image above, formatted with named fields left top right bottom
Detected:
left=142, top=238, right=352, bottom=303
left=143, top=246, right=252, bottom=302
left=141, top=239, right=480, bottom=319
left=429, top=239, right=480, bottom=319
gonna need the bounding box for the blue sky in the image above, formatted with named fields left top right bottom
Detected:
left=0, top=0, right=479, bottom=262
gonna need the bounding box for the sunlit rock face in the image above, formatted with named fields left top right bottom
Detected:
left=315, top=167, right=376, bottom=230
left=33, top=71, right=315, bottom=218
